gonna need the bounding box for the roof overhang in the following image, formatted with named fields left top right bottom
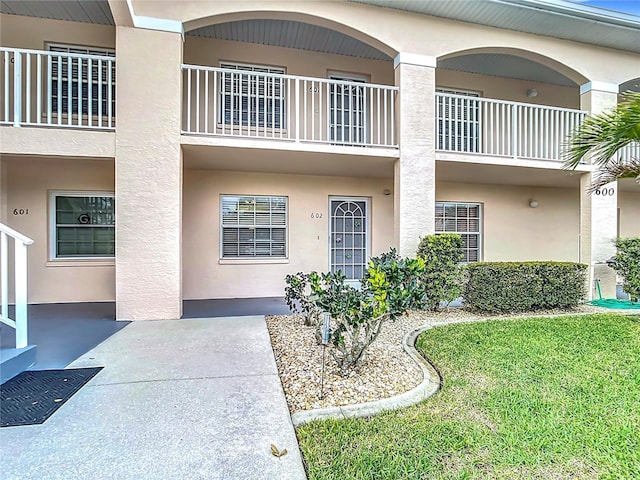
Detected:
left=349, top=0, right=640, bottom=54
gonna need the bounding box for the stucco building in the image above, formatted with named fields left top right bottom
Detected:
left=1, top=0, right=639, bottom=325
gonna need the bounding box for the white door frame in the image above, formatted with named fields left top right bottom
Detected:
left=328, top=196, right=371, bottom=280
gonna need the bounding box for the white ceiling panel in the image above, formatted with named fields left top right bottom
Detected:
left=1, top=0, right=113, bottom=25
left=187, top=19, right=392, bottom=61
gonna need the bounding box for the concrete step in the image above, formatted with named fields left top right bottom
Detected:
left=1, top=345, right=37, bottom=384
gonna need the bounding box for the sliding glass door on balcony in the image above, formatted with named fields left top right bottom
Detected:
left=329, top=76, right=367, bottom=145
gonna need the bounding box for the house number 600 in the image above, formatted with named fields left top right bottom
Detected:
left=594, top=188, right=615, bottom=196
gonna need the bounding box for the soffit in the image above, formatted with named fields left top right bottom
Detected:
left=349, top=0, right=640, bottom=54
left=439, top=54, right=577, bottom=87
left=0, top=0, right=113, bottom=25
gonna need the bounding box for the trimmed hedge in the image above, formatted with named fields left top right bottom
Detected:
left=464, top=261, right=587, bottom=313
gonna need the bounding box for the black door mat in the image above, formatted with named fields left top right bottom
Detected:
left=1, top=367, right=103, bottom=427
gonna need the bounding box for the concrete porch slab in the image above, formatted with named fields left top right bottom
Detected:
left=0, top=316, right=306, bottom=480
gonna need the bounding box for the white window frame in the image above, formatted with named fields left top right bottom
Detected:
left=435, top=201, right=482, bottom=262
left=220, top=194, right=288, bottom=259
left=47, top=43, right=116, bottom=118
left=218, top=62, right=286, bottom=129
left=436, top=87, right=482, bottom=153
left=49, top=190, right=115, bottom=261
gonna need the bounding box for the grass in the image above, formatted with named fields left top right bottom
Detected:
left=297, top=314, right=640, bottom=479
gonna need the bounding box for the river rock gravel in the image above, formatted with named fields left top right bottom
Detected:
left=265, top=305, right=609, bottom=414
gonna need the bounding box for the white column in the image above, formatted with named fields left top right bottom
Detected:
left=115, top=26, right=183, bottom=320
left=393, top=53, right=437, bottom=256
left=579, top=81, right=619, bottom=300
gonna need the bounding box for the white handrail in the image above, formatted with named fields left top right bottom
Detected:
left=181, top=64, right=398, bottom=148
left=0, top=47, right=116, bottom=129
left=0, top=223, right=33, bottom=349
left=436, top=92, right=587, bottom=162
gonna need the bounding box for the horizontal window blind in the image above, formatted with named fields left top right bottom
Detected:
left=221, top=195, right=287, bottom=258
left=435, top=202, right=481, bottom=262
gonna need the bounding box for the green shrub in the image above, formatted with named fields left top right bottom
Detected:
left=367, top=247, right=427, bottom=311
left=464, top=261, right=587, bottom=313
left=416, top=234, right=464, bottom=311
left=284, top=272, right=323, bottom=343
left=612, top=238, right=640, bottom=302
left=301, top=250, right=425, bottom=375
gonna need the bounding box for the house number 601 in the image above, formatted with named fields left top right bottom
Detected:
left=13, top=208, right=29, bottom=215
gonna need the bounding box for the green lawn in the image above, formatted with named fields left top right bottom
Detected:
left=297, top=314, right=640, bottom=479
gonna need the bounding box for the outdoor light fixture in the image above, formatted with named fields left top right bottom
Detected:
left=527, top=89, right=538, bottom=98
left=529, top=199, right=539, bottom=208
left=383, top=189, right=392, bottom=196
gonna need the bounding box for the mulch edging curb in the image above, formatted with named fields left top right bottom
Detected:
left=291, top=324, right=441, bottom=426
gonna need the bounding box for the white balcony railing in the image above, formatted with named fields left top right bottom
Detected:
left=0, top=223, right=34, bottom=349
left=182, top=65, right=398, bottom=148
left=436, top=93, right=586, bottom=162
left=1, top=47, right=115, bottom=129
left=618, top=142, right=640, bottom=164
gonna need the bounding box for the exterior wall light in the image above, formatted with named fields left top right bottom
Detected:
left=529, top=199, right=539, bottom=208
left=527, top=89, right=538, bottom=98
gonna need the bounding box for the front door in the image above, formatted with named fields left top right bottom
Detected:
left=329, top=197, right=369, bottom=281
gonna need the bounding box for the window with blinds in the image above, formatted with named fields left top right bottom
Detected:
left=51, top=192, right=115, bottom=259
left=435, top=202, right=481, bottom=262
left=220, top=195, right=287, bottom=258
left=219, top=63, right=286, bottom=129
left=436, top=88, right=481, bottom=153
left=48, top=44, right=116, bottom=117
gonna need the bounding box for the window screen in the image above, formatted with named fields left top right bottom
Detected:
left=53, top=193, right=115, bottom=258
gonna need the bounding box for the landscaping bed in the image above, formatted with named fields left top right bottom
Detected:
left=266, top=305, right=605, bottom=414
left=293, top=313, right=640, bottom=479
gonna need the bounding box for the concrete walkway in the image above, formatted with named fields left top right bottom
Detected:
left=0, top=316, right=307, bottom=480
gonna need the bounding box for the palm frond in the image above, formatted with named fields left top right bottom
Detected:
left=563, top=92, right=640, bottom=170
left=588, top=158, right=640, bottom=192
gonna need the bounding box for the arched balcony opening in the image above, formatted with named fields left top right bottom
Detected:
left=181, top=17, right=399, bottom=149
left=435, top=48, right=587, bottom=162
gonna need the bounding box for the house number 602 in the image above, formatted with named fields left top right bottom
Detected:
left=310, top=213, right=323, bottom=218
left=13, top=208, right=29, bottom=215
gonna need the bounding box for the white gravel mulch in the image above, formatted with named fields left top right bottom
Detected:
left=265, top=305, right=609, bottom=414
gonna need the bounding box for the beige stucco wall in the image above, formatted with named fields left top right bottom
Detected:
left=436, top=181, right=580, bottom=262
left=3, top=157, right=115, bottom=303
left=134, top=0, right=640, bottom=85
left=182, top=169, right=394, bottom=299
left=619, top=190, right=640, bottom=239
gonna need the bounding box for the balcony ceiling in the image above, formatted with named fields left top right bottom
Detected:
left=187, top=19, right=391, bottom=61
left=438, top=54, right=577, bottom=87
left=0, top=0, right=113, bottom=25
